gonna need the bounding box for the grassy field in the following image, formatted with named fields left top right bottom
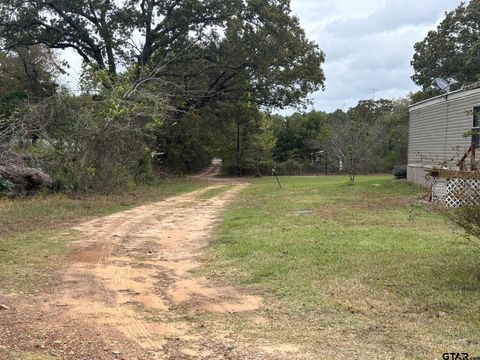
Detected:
left=2, top=175, right=479, bottom=359
left=205, top=176, right=480, bottom=359
left=0, top=179, right=206, bottom=294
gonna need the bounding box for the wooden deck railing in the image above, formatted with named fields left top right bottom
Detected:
left=458, top=143, right=477, bottom=171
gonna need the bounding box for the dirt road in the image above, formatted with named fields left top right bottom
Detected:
left=1, top=180, right=300, bottom=359
left=62, top=183, right=262, bottom=358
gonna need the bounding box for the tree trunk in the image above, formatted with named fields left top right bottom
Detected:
left=235, top=120, right=241, bottom=175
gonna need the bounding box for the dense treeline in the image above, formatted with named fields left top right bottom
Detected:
left=0, top=0, right=325, bottom=192
left=0, top=43, right=410, bottom=191
left=212, top=98, right=409, bottom=178
left=3, top=0, right=475, bottom=193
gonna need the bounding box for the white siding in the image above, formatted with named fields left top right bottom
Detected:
left=408, top=90, right=480, bottom=185
left=407, top=166, right=431, bottom=187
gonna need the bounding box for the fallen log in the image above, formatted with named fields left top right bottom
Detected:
left=0, top=152, right=52, bottom=195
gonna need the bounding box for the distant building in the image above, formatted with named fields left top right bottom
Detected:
left=408, top=83, right=480, bottom=186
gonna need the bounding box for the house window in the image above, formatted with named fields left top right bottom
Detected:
left=473, top=106, right=480, bottom=148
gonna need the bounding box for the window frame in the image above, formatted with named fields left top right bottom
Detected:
left=473, top=106, right=480, bottom=148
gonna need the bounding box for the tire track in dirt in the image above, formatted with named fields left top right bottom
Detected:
left=51, top=183, right=272, bottom=358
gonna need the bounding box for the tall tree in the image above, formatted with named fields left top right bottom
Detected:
left=347, top=99, right=408, bottom=172
left=411, top=0, right=480, bottom=91
left=0, top=45, right=60, bottom=116
left=1, top=0, right=325, bottom=110
left=272, top=111, right=327, bottom=163
left=327, top=111, right=370, bottom=182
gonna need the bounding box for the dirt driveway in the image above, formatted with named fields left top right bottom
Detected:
left=0, top=180, right=301, bottom=359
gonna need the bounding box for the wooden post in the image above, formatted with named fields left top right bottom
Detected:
left=272, top=168, right=282, bottom=189
left=471, top=145, right=476, bottom=171
left=458, top=144, right=474, bottom=171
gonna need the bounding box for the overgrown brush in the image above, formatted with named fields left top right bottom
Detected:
left=0, top=68, right=171, bottom=192
left=447, top=205, right=480, bottom=241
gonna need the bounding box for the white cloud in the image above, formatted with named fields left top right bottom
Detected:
left=58, top=48, right=83, bottom=92
left=282, top=0, right=464, bottom=114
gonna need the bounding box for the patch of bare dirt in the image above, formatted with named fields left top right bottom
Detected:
left=1, top=180, right=301, bottom=359
left=190, top=158, right=243, bottom=184
left=0, top=292, right=145, bottom=359
left=192, top=159, right=222, bottom=179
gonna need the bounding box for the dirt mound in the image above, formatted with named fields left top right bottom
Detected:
left=0, top=152, right=52, bottom=195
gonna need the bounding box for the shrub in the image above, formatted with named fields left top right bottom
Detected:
left=2, top=80, right=163, bottom=192
left=273, top=159, right=318, bottom=176
left=0, top=179, right=14, bottom=193
left=447, top=205, right=480, bottom=240
left=393, top=165, right=407, bottom=179
left=255, top=160, right=275, bottom=176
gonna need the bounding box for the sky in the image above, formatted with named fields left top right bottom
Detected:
left=287, top=0, right=463, bottom=113
left=59, top=0, right=464, bottom=112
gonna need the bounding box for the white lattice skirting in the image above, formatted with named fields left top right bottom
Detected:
left=432, top=177, right=480, bottom=207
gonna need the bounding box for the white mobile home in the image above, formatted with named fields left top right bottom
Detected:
left=408, top=84, right=480, bottom=186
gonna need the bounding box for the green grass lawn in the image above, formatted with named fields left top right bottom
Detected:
left=206, top=176, right=480, bottom=359
left=0, top=179, right=206, bottom=294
